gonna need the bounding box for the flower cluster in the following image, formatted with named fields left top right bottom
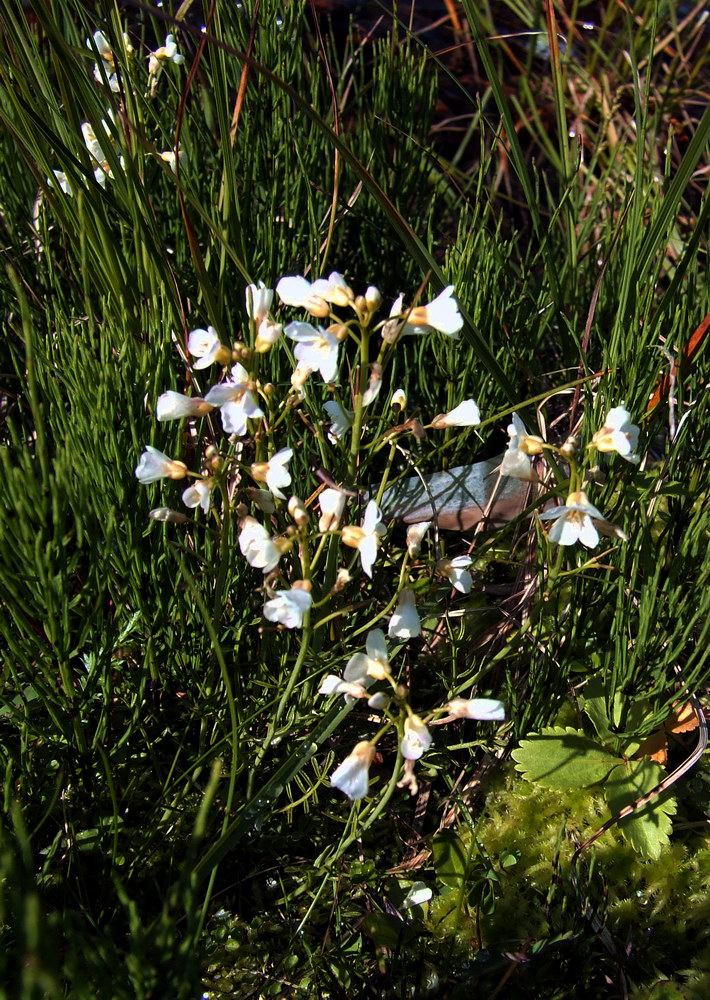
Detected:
left=47, top=30, right=186, bottom=196
left=132, top=267, right=642, bottom=804
left=322, top=629, right=506, bottom=801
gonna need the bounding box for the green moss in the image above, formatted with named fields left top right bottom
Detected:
left=472, top=761, right=710, bottom=990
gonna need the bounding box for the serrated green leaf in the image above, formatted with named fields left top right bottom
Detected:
left=512, top=728, right=622, bottom=789
left=580, top=676, right=616, bottom=743
left=581, top=678, right=655, bottom=747
left=604, top=761, right=677, bottom=859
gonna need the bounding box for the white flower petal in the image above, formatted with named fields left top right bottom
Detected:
left=446, top=697, right=506, bottom=721
left=331, top=741, right=374, bottom=800
left=263, top=587, right=312, bottom=628
left=388, top=589, right=421, bottom=639
left=400, top=715, right=432, bottom=760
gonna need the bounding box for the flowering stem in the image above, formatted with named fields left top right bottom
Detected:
left=347, top=327, right=370, bottom=482
left=211, top=476, right=233, bottom=627
left=350, top=557, right=411, bottom=638
left=374, top=442, right=398, bottom=507
left=248, top=623, right=312, bottom=797
left=316, top=749, right=403, bottom=868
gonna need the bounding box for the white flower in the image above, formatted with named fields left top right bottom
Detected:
left=406, top=521, right=431, bottom=558
left=135, top=446, right=188, bottom=484
left=436, top=555, right=473, bottom=594
left=431, top=399, right=481, bottom=429
left=361, top=364, right=383, bottom=406
left=263, top=585, right=312, bottom=628
left=90, top=30, right=113, bottom=62
left=319, top=635, right=384, bottom=701
left=159, top=149, right=187, bottom=172
left=381, top=293, right=431, bottom=343
left=148, top=34, right=185, bottom=76
left=539, top=490, right=627, bottom=548
left=247, top=283, right=282, bottom=353
left=181, top=479, right=213, bottom=513
left=406, top=286, right=463, bottom=338
left=318, top=488, right=347, bottom=532
left=341, top=501, right=386, bottom=577
left=204, top=363, right=264, bottom=436
left=501, top=413, right=543, bottom=482
left=445, top=698, right=506, bottom=721
left=277, top=272, right=353, bottom=317
left=239, top=516, right=284, bottom=572
left=318, top=674, right=371, bottom=700
left=391, top=388, right=407, bottom=410
left=49, top=170, right=72, bottom=195
left=250, top=448, right=293, bottom=499
left=388, top=589, right=421, bottom=639
left=245, top=281, right=273, bottom=323
left=400, top=714, right=432, bottom=760
left=245, top=488, right=276, bottom=513
left=254, top=319, right=282, bottom=353
left=591, top=405, right=640, bottom=463
left=323, top=400, right=354, bottom=441
left=290, top=362, right=312, bottom=398
left=344, top=629, right=391, bottom=684
left=156, top=390, right=213, bottom=420
left=81, top=120, right=115, bottom=179
left=285, top=322, right=341, bottom=382
left=89, top=31, right=132, bottom=91
left=288, top=496, right=309, bottom=526
left=187, top=327, right=230, bottom=369
left=330, top=740, right=375, bottom=800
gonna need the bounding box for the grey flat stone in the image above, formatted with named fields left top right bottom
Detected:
left=379, top=456, right=530, bottom=530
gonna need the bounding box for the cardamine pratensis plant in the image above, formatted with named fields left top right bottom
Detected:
left=135, top=272, right=643, bottom=804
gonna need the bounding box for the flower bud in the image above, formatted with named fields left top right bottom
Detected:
left=365, top=286, right=382, bottom=311
left=560, top=434, right=578, bottom=458
left=391, top=388, right=407, bottom=410
left=327, top=323, right=349, bottom=343
left=149, top=507, right=189, bottom=524
left=288, top=496, right=309, bottom=526
left=341, top=525, right=365, bottom=549
left=331, top=568, right=351, bottom=592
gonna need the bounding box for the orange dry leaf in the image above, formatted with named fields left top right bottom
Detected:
left=632, top=701, right=699, bottom=764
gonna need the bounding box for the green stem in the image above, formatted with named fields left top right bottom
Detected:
left=247, top=623, right=312, bottom=797
left=347, top=328, right=370, bottom=482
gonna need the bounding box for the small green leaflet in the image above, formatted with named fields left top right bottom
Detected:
left=431, top=829, right=470, bottom=890
left=604, top=760, right=677, bottom=859
left=512, top=727, right=622, bottom=789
